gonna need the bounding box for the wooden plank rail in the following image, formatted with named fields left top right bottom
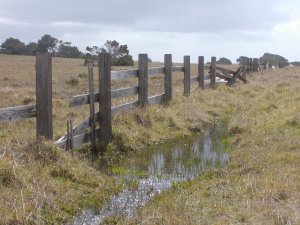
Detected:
left=57, top=111, right=100, bottom=142
left=0, top=104, right=36, bottom=122
left=190, top=76, right=199, bottom=83
left=149, top=94, right=164, bottom=105
left=216, top=66, right=236, bottom=74
left=149, top=67, right=164, bottom=76
left=216, top=72, right=232, bottom=81
left=111, top=101, right=138, bottom=116
left=190, top=74, right=210, bottom=82
left=111, top=69, right=138, bottom=80
left=57, top=93, right=166, bottom=144
left=111, top=86, right=139, bottom=99
left=228, top=67, right=245, bottom=86
left=172, top=66, right=184, bottom=73
left=69, top=85, right=139, bottom=107
left=56, top=128, right=100, bottom=149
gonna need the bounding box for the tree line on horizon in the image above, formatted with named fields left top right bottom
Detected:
left=0, top=35, right=134, bottom=66
left=1, top=35, right=297, bottom=67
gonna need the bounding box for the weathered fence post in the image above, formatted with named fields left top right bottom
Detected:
left=210, top=57, right=216, bottom=88
left=99, top=53, right=112, bottom=152
left=164, top=54, right=172, bottom=101
left=246, top=58, right=250, bottom=74
left=184, top=55, right=190, bottom=96
left=250, top=58, right=253, bottom=73
left=198, top=56, right=205, bottom=90
left=66, top=120, right=70, bottom=150
left=138, top=54, right=148, bottom=107
left=253, top=58, right=256, bottom=72
left=88, top=63, right=96, bottom=154
left=36, top=52, right=53, bottom=141
left=254, top=58, right=258, bottom=72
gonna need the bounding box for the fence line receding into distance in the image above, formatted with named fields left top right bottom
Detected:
left=0, top=53, right=281, bottom=154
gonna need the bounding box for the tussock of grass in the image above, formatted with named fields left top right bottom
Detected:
left=65, top=76, right=79, bottom=86
left=0, top=140, right=121, bottom=224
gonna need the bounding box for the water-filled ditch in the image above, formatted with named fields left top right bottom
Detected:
left=72, top=121, right=229, bottom=224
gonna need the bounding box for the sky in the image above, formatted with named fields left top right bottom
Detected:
left=0, top=0, right=300, bottom=63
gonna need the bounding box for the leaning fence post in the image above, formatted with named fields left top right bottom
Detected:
left=198, top=56, right=205, bottom=90
left=99, top=53, right=112, bottom=152
left=184, top=55, right=190, bottom=96
left=210, top=57, right=216, bottom=89
left=138, top=54, right=148, bottom=107
left=88, top=63, right=96, bottom=154
left=36, top=52, right=53, bottom=141
left=164, top=54, right=172, bottom=102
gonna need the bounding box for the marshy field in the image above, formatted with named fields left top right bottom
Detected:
left=0, top=54, right=299, bottom=224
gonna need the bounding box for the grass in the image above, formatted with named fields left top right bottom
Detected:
left=0, top=140, right=122, bottom=224
left=119, top=67, right=300, bottom=225
left=1, top=54, right=299, bottom=224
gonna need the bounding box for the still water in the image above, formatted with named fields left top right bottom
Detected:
left=72, top=121, right=229, bottom=224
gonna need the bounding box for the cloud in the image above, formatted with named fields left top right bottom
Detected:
left=0, top=0, right=299, bottom=61
left=0, top=0, right=287, bottom=33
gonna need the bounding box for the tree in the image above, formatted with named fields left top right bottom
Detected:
left=37, top=34, right=58, bottom=53
left=217, top=57, right=232, bottom=65
left=101, top=40, right=133, bottom=66
left=57, top=42, right=82, bottom=58
left=0, top=38, right=26, bottom=55
left=85, top=40, right=134, bottom=66
left=25, top=42, right=37, bottom=55
left=113, top=54, right=134, bottom=66
left=84, top=46, right=101, bottom=65
left=236, top=56, right=249, bottom=65
left=259, top=53, right=288, bottom=67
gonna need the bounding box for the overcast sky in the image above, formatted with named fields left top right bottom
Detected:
left=0, top=0, right=299, bottom=62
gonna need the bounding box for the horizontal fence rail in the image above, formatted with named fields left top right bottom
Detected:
left=0, top=104, right=36, bottom=122
left=69, top=85, right=139, bottom=107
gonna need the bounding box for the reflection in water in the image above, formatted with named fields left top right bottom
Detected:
left=72, top=122, right=229, bottom=225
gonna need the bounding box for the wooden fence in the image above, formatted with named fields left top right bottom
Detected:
left=0, top=53, right=283, bottom=154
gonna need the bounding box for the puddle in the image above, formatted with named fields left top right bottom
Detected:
left=71, top=121, right=229, bottom=224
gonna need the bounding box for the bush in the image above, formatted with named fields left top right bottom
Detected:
left=113, top=55, right=134, bottom=66
left=66, top=77, right=79, bottom=86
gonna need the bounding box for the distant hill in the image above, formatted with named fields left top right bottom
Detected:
left=259, top=53, right=288, bottom=66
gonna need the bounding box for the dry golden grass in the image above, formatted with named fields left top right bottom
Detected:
left=0, top=53, right=228, bottom=223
